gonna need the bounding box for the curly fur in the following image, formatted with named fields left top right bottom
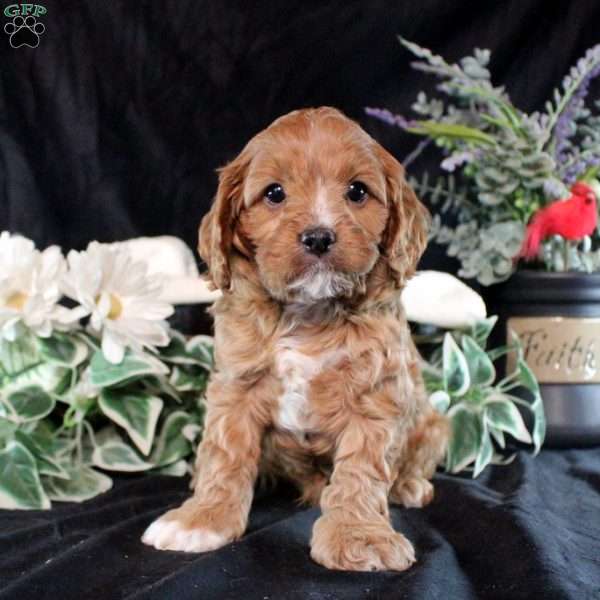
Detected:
left=142, top=107, right=450, bottom=572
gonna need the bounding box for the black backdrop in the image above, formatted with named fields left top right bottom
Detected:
left=2, top=0, right=600, bottom=265
left=2, top=2, right=600, bottom=599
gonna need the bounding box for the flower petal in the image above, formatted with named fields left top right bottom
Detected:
left=102, top=329, right=126, bottom=364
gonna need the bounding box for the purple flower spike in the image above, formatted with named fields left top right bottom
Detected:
left=554, top=47, right=600, bottom=175
left=364, top=107, right=416, bottom=130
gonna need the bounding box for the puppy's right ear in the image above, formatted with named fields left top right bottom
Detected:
left=198, top=148, right=252, bottom=291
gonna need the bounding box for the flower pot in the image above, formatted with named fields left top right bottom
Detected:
left=488, top=270, right=600, bottom=447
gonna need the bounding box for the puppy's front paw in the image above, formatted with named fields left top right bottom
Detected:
left=390, top=477, right=434, bottom=508
left=141, top=502, right=234, bottom=553
left=310, top=515, right=416, bottom=572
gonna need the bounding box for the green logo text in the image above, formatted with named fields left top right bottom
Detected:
left=4, top=4, right=47, bottom=18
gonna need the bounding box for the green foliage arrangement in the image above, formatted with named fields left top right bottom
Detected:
left=421, top=316, right=545, bottom=476
left=0, top=330, right=210, bottom=509
left=367, top=39, right=600, bottom=285
left=0, top=232, right=544, bottom=509
left=0, top=232, right=211, bottom=510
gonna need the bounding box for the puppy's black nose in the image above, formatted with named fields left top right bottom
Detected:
left=299, top=227, right=336, bottom=256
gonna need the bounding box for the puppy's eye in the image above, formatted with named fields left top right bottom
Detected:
left=264, top=183, right=286, bottom=205
left=346, top=181, right=368, bottom=204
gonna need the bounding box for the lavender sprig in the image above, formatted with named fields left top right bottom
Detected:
left=544, top=44, right=600, bottom=158
left=553, top=58, right=600, bottom=181
left=364, top=107, right=427, bottom=166
left=364, top=107, right=416, bottom=130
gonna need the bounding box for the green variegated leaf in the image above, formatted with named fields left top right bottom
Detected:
left=185, top=336, right=214, bottom=369
left=461, top=335, right=496, bottom=386
left=158, top=332, right=189, bottom=364
left=151, top=411, right=194, bottom=466
left=92, top=441, right=154, bottom=472
left=490, top=453, right=517, bottom=466
left=517, top=359, right=545, bottom=453
left=14, top=430, right=70, bottom=480
left=42, top=466, right=113, bottom=503
left=37, top=334, right=88, bottom=367
left=517, top=358, right=539, bottom=394
left=0, top=440, right=51, bottom=509
left=159, top=333, right=214, bottom=369
left=530, top=396, right=546, bottom=454
left=89, top=350, right=168, bottom=388
left=169, top=365, right=208, bottom=392
left=143, top=376, right=182, bottom=404
left=487, top=343, right=516, bottom=361
left=28, top=422, right=73, bottom=460
left=470, top=316, right=498, bottom=349
left=2, top=363, right=70, bottom=396
left=473, top=422, right=493, bottom=477
left=0, top=335, right=39, bottom=375
left=429, top=390, right=451, bottom=414
left=421, top=362, right=443, bottom=389
left=98, top=389, right=163, bottom=456
left=443, top=333, right=470, bottom=396
left=182, top=423, right=202, bottom=443
left=4, top=386, right=55, bottom=423
left=0, top=417, right=17, bottom=439
left=488, top=425, right=506, bottom=449
left=508, top=329, right=525, bottom=362
left=446, top=406, right=481, bottom=473
left=485, top=398, right=532, bottom=444
left=35, top=455, right=70, bottom=480
left=156, top=459, right=188, bottom=476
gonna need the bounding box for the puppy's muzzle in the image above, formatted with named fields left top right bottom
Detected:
left=299, top=227, right=336, bottom=256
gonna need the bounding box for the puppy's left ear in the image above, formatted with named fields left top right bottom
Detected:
left=377, top=145, right=430, bottom=287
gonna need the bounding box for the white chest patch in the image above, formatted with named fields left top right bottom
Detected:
left=274, top=341, right=341, bottom=434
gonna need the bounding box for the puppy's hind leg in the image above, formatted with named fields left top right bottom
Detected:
left=390, top=410, right=450, bottom=508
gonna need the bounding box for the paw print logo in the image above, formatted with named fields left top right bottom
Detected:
left=4, top=15, right=45, bottom=48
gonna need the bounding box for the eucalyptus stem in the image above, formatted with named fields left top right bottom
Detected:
left=508, top=396, right=537, bottom=410
left=497, top=371, right=521, bottom=390
left=75, top=420, right=83, bottom=465
left=563, top=239, right=572, bottom=271
left=82, top=419, right=97, bottom=449
left=498, top=381, right=522, bottom=393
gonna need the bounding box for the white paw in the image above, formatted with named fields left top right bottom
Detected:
left=141, top=517, right=227, bottom=552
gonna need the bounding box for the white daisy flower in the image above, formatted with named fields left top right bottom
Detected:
left=0, top=232, right=84, bottom=341
left=61, top=241, right=174, bottom=364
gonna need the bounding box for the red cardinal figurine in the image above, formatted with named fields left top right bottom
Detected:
left=519, top=182, right=598, bottom=260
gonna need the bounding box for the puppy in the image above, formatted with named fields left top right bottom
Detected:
left=142, top=107, right=450, bottom=572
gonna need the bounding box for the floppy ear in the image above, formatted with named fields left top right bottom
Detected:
left=198, top=149, right=251, bottom=291
left=377, top=145, right=430, bottom=287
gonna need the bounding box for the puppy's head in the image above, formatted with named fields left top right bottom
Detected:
left=199, top=107, right=429, bottom=303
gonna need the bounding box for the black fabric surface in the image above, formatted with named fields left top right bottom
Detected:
left=1, top=449, right=599, bottom=599
left=2, top=2, right=600, bottom=598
